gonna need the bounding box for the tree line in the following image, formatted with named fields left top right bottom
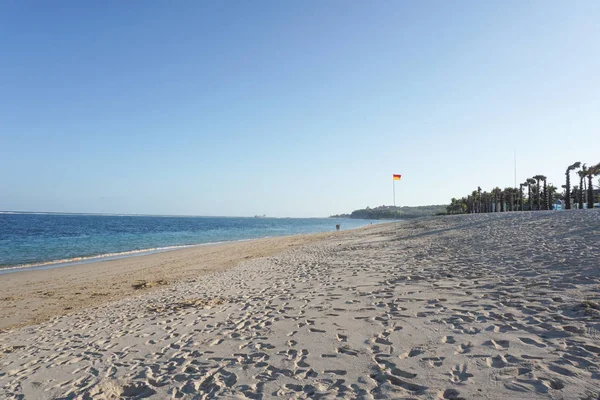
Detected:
left=331, top=205, right=446, bottom=219
left=446, top=161, right=600, bottom=214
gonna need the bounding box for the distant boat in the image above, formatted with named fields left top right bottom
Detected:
left=254, top=214, right=266, bottom=218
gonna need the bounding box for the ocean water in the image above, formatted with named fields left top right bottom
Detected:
left=0, top=213, right=379, bottom=272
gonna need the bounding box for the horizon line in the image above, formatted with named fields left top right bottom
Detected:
left=0, top=210, right=336, bottom=219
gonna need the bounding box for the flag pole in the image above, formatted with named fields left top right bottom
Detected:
left=392, top=174, right=401, bottom=232
left=393, top=178, right=396, bottom=209
left=393, top=176, right=396, bottom=232
left=514, top=148, right=517, bottom=189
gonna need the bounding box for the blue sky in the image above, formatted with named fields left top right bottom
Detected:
left=1, top=1, right=599, bottom=217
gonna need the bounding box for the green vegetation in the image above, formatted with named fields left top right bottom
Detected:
left=332, top=161, right=600, bottom=219
left=564, top=162, right=581, bottom=210
left=447, top=161, right=600, bottom=214
left=330, top=205, right=446, bottom=220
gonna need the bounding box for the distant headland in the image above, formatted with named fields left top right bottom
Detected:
left=330, top=205, right=446, bottom=220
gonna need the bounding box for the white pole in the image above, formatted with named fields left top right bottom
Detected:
left=392, top=175, right=396, bottom=230
left=514, top=148, right=517, bottom=189
left=393, top=179, right=396, bottom=209
left=393, top=178, right=397, bottom=232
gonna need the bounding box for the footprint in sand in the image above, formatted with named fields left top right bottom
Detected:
left=370, top=372, right=427, bottom=394
left=521, top=354, right=544, bottom=360
left=547, top=363, right=576, bottom=377
left=121, top=382, right=157, bottom=398
left=488, top=324, right=516, bottom=333
left=562, top=325, right=583, bottom=334
left=399, top=347, right=424, bottom=359
left=486, top=355, right=508, bottom=368
left=484, top=339, right=509, bottom=350
left=389, top=367, right=417, bottom=379
left=438, top=388, right=463, bottom=400
left=423, top=356, right=444, bottom=367
left=336, top=347, right=359, bottom=356
left=539, top=376, right=565, bottom=390
left=442, top=336, right=456, bottom=344
left=324, top=369, right=347, bottom=376
left=454, top=342, right=473, bottom=354
left=583, top=344, right=600, bottom=354
left=375, top=356, right=418, bottom=379
left=372, top=336, right=393, bottom=346
left=449, top=364, right=473, bottom=383
left=518, top=337, right=546, bottom=348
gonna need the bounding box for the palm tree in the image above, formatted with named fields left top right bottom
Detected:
left=542, top=177, right=548, bottom=210
left=510, top=188, right=517, bottom=211
left=532, top=175, right=545, bottom=211
left=492, top=187, right=501, bottom=212
left=447, top=197, right=468, bottom=214
left=447, top=198, right=456, bottom=214
left=577, top=164, right=588, bottom=209
left=547, top=184, right=557, bottom=210
left=471, top=190, right=479, bottom=213
left=519, top=182, right=527, bottom=211
left=587, top=163, right=600, bottom=209
left=503, top=187, right=514, bottom=211
left=565, top=162, right=581, bottom=209
left=526, top=178, right=536, bottom=211
left=482, top=191, right=489, bottom=213
left=511, top=187, right=518, bottom=211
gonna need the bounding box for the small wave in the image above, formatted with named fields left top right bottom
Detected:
left=0, top=244, right=197, bottom=272
left=0, top=237, right=270, bottom=273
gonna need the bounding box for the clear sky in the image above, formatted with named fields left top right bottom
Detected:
left=1, top=1, right=599, bottom=217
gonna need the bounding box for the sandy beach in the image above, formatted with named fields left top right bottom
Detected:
left=1, top=211, right=599, bottom=399
left=0, top=230, right=349, bottom=331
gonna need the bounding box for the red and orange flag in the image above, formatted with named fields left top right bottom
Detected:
left=393, top=174, right=402, bottom=180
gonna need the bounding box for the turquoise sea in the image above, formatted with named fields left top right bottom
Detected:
left=0, top=213, right=379, bottom=273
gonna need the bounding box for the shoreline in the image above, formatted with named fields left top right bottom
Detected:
left=0, top=238, right=260, bottom=275
left=0, top=217, right=380, bottom=274
left=0, top=244, right=196, bottom=274
left=0, top=223, right=384, bottom=331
